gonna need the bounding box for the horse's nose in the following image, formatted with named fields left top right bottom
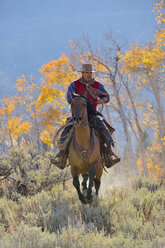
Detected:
left=73, top=115, right=83, bottom=124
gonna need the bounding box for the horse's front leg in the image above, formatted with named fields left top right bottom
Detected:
left=82, top=174, right=88, bottom=194
left=86, top=167, right=95, bottom=202
left=72, top=175, right=87, bottom=204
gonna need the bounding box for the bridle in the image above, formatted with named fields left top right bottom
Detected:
left=71, top=95, right=88, bottom=128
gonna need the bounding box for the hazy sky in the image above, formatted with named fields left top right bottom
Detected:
left=0, top=0, right=157, bottom=96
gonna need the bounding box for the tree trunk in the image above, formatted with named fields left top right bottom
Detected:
left=111, top=78, right=136, bottom=176
left=105, top=104, right=121, bottom=175
left=149, top=75, right=165, bottom=169
left=123, top=80, right=149, bottom=177
left=32, top=105, right=41, bottom=152
left=128, top=119, right=148, bottom=177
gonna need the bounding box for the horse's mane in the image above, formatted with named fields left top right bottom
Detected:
left=71, top=93, right=103, bottom=119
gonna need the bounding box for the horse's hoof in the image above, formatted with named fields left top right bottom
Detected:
left=79, top=195, right=87, bottom=204
left=86, top=198, right=93, bottom=204
left=86, top=195, right=93, bottom=204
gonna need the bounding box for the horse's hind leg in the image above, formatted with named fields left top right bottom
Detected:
left=93, top=178, right=101, bottom=195
left=73, top=176, right=87, bottom=204
left=93, top=162, right=103, bottom=196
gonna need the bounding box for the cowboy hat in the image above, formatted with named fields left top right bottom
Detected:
left=78, top=64, right=96, bottom=72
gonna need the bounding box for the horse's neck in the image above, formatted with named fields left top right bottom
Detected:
left=74, top=124, right=91, bottom=149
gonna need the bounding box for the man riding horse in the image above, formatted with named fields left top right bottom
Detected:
left=51, top=64, right=120, bottom=169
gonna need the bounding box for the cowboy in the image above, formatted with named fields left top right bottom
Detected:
left=51, top=64, right=120, bottom=169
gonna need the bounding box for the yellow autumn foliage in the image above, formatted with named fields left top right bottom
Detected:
left=120, top=42, right=165, bottom=73
left=7, top=117, right=32, bottom=139
left=152, top=0, right=165, bottom=25
left=16, top=77, right=26, bottom=92
left=37, top=86, right=64, bottom=107
left=0, top=129, right=4, bottom=143
left=40, top=130, right=52, bottom=146
left=38, top=108, right=61, bottom=127
left=137, top=151, right=164, bottom=178
left=142, top=112, right=158, bottom=131
left=1, top=95, right=19, bottom=116
left=155, top=28, right=165, bottom=47
left=120, top=1, right=165, bottom=75
left=40, top=54, right=77, bottom=87
left=15, top=75, right=42, bottom=124
left=37, top=54, right=78, bottom=134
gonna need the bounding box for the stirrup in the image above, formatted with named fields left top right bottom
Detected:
left=51, top=158, right=65, bottom=170
left=50, top=151, right=66, bottom=170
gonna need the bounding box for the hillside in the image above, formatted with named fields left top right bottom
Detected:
left=0, top=148, right=165, bottom=248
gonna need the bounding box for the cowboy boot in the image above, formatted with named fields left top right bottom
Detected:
left=103, top=143, right=120, bottom=168
left=92, top=116, right=120, bottom=167
left=51, top=118, right=73, bottom=169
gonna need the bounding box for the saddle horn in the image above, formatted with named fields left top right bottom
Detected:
left=71, top=92, right=79, bottom=99
left=71, top=92, right=87, bottom=100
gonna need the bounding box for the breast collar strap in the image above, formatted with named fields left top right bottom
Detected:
left=73, top=128, right=96, bottom=164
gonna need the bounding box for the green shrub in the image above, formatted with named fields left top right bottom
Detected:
left=0, top=166, right=165, bottom=248
left=0, top=224, right=58, bottom=248
left=131, top=176, right=162, bottom=192
left=0, top=197, right=21, bottom=228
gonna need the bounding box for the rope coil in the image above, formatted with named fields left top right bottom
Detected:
left=53, top=122, right=74, bottom=151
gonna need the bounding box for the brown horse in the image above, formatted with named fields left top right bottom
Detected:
left=69, top=94, right=103, bottom=204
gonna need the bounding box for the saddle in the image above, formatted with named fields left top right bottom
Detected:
left=103, top=119, right=115, bottom=135
left=89, top=116, right=119, bottom=168
left=53, top=114, right=120, bottom=169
